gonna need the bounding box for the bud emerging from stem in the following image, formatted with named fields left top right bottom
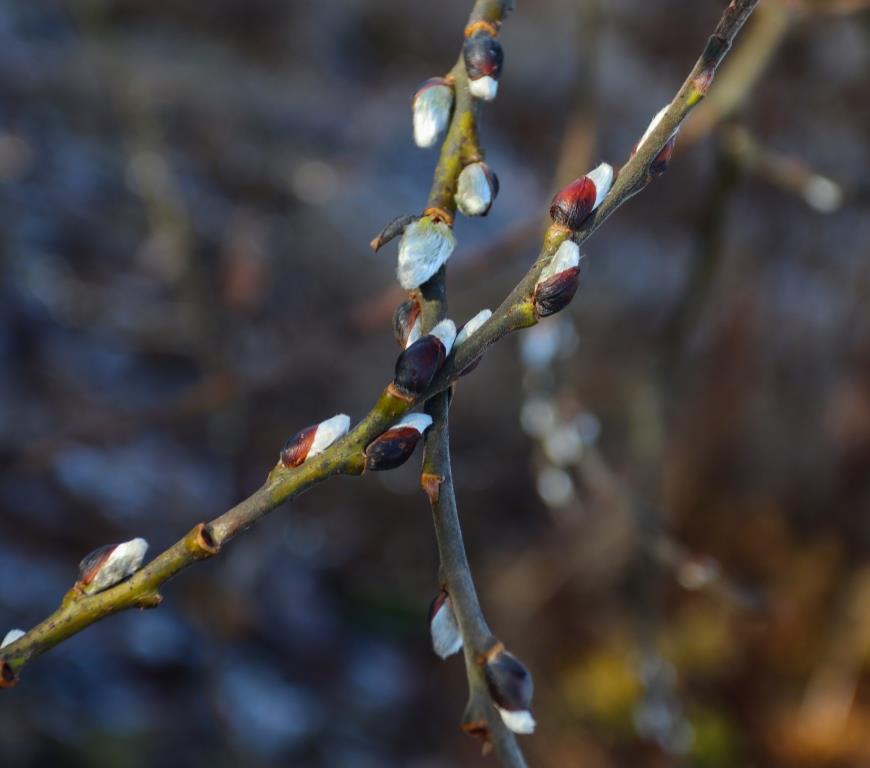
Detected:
left=393, top=298, right=422, bottom=348
left=78, top=538, right=149, bottom=595
left=533, top=240, right=582, bottom=318
left=429, top=589, right=463, bottom=659
left=393, top=319, right=456, bottom=396
left=280, top=414, right=351, bottom=468
left=483, top=644, right=536, bottom=735
left=633, top=105, right=680, bottom=177
left=412, top=77, right=454, bottom=148
left=463, top=33, right=503, bottom=101
left=365, top=413, right=433, bottom=471
left=549, top=162, right=613, bottom=230
left=1, top=629, right=25, bottom=649
left=456, top=161, right=499, bottom=217
left=397, top=215, right=457, bottom=290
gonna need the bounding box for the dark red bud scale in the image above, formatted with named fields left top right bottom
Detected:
left=393, top=298, right=421, bottom=348
left=549, top=177, right=596, bottom=230
left=534, top=267, right=581, bottom=318
left=280, top=424, right=318, bottom=468
left=365, top=427, right=422, bottom=471
left=370, top=213, right=417, bottom=253
left=463, top=33, right=504, bottom=80
left=394, top=335, right=446, bottom=396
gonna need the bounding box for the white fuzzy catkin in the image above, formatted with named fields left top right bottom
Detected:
left=496, top=706, right=537, bottom=734
left=429, top=318, right=457, bottom=356
left=405, top=316, right=423, bottom=348
left=397, top=217, right=456, bottom=290
left=308, top=414, right=351, bottom=458
left=395, top=412, right=434, bottom=435
left=456, top=163, right=493, bottom=216
left=413, top=84, right=453, bottom=148
left=455, top=309, right=492, bottom=347
left=469, top=75, right=498, bottom=101
left=1, top=629, right=25, bottom=649
left=83, top=538, right=149, bottom=595
left=430, top=596, right=463, bottom=659
left=537, top=240, right=581, bottom=284
left=586, top=162, right=614, bottom=210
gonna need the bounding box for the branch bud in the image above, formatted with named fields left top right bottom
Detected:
left=412, top=77, right=454, bottom=148
left=365, top=412, right=433, bottom=471
left=77, top=537, right=149, bottom=595
left=393, top=298, right=422, bottom=348
left=280, top=414, right=351, bottom=468
left=463, top=33, right=503, bottom=101
left=456, top=161, right=499, bottom=217
left=1, top=629, right=25, bottom=649
left=633, top=105, right=680, bottom=177
left=397, top=215, right=457, bottom=290
left=533, top=240, right=582, bottom=318
left=483, top=643, right=536, bottom=734
left=549, top=162, right=613, bottom=230
left=393, top=319, right=456, bottom=396
left=429, top=589, right=463, bottom=659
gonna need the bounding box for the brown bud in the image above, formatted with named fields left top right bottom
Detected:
left=364, top=413, right=433, bottom=471
left=483, top=644, right=536, bottom=734
left=0, top=660, right=16, bottom=688
left=280, top=424, right=318, bottom=468
left=279, top=414, right=350, bottom=468
left=463, top=33, right=503, bottom=81
left=393, top=298, right=421, bottom=348
left=534, top=266, right=580, bottom=318
left=393, top=319, right=456, bottom=396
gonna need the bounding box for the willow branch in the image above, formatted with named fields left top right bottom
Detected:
left=0, top=0, right=760, bottom=695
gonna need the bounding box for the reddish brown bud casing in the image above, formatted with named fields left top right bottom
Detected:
left=365, top=426, right=421, bottom=471
left=394, top=336, right=446, bottom=396
left=549, top=177, right=596, bottom=230
left=280, top=424, right=318, bottom=468
left=649, top=133, right=678, bottom=177
left=78, top=544, right=116, bottom=587
left=534, top=267, right=580, bottom=318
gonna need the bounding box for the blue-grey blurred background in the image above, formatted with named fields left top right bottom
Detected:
left=1, top=0, right=869, bottom=766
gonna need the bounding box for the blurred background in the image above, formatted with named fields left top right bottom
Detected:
left=0, top=0, right=869, bottom=765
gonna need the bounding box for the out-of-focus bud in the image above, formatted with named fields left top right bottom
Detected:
left=78, top=538, right=149, bottom=595
left=429, top=589, right=463, bottom=659
left=549, top=162, right=613, bottom=230
left=393, top=319, right=456, bottom=396
left=533, top=240, right=581, bottom=318
left=412, top=77, right=454, bottom=148
left=397, top=215, right=456, bottom=290
left=633, top=105, right=680, bottom=177
left=280, top=414, right=351, bottom=468
left=463, top=32, right=503, bottom=101
left=1, top=629, right=25, bottom=649
left=483, top=643, right=536, bottom=734
left=370, top=213, right=417, bottom=253
left=365, top=413, right=433, bottom=471
left=393, top=298, right=422, bottom=348
left=456, top=162, right=499, bottom=217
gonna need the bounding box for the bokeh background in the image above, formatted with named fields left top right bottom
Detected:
left=1, top=0, right=869, bottom=766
